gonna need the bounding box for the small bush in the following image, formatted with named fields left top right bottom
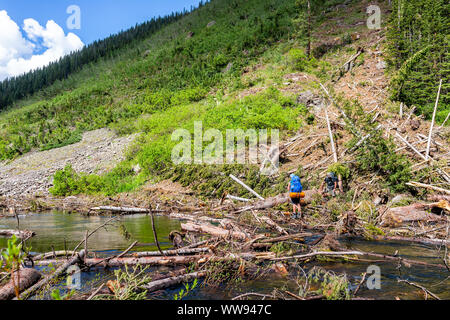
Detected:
left=288, top=48, right=308, bottom=71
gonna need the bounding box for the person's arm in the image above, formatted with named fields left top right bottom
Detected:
left=287, top=182, right=291, bottom=193
left=319, top=181, right=324, bottom=193
left=334, top=181, right=337, bottom=191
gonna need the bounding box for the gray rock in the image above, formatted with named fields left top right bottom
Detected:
left=376, top=60, right=387, bottom=69
left=296, top=91, right=325, bottom=110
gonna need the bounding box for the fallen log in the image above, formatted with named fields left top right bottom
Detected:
left=169, top=213, right=222, bottom=224
left=89, top=206, right=150, bottom=214
left=181, top=222, right=249, bottom=241
left=229, top=174, right=264, bottom=200
left=19, top=250, right=85, bottom=300
left=251, top=211, right=288, bottom=235
left=406, top=182, right=450, bottom=195
left=127, top=247, right=210, bottom=257
left=0, top=268, right=42, bottom=300
left=34, top=254, right=211, bottom=268
left=142, top=271, right=206, bottom=293
left=32, top=251, right=75, bottom=261
left=381, top=201, right=448, bottom=226
left=89, top=255, right=210, bottom=268
left=272, top=250, right=447, bottom=269
left=227, top=195, right=251, bottom=202
left=258, top=232, right=314, bottom=243
left=0, top=229, right=35, bottom=239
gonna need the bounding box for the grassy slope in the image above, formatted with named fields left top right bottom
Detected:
left=0, top=0, right=299, bottom=159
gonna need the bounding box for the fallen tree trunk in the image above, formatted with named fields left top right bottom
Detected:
left=89, top=206, right=150, bottom=214
left=127, top=247, right=210, bottom=257
left=34, top=254, right=211, bottom=268
left=32, top=251, right=75, bottom=261
left=381, top=201, right=448, bottom=226
left=169, top=213, right=222, bottom=224
left=0, top=268, right=42, bottom=300
left=87, top=255, right=209, bottom=268
left=229, top=174, right=265, bottom=200
left=0, top=229, right=35, bottom=239
left=19, top=250, right=85, bottom=300
left=258, top=232, right=314, bottom=243
left=181, top=222, right=249, bottom=241
left=252, top=211, right=288, bottom=235
left=272, top=250, right=447, bottom=269
left=406, top=182, right=450, bottom=195
left=227, top=195, right=251, bottom=202
left=142, top=271, right=206, bottom=293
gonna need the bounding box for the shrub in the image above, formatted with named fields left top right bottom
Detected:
left=288, top=48, right=308, bottom=71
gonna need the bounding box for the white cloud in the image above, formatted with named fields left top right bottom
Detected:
left=0, top=10, right=84, bottom=81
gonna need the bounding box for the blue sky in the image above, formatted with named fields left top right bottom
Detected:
left=0, top=0, right=201, bottom=45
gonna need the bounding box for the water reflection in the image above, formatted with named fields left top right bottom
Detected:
left=0, top=212, right=181, bottom=253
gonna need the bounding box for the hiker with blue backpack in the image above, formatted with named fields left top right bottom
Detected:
left=288, top=174, right=305, bottom=219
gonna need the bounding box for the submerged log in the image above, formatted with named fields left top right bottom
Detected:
left=33, top=254, right=210, bottom=268
left=86, top=255, right=209, bottom=267
left=127, top=247, right=210, bottom=257
left=142, top=271, right=206, bottom=293
left=381, top=201, right=448, bottom=226
left=0, top=229, right=35, bottom=239
left=181, top=222, right=249, bottom=241
left=0, top=268, right=42, bottom=300
left=19, top=250, right=85, bottom=300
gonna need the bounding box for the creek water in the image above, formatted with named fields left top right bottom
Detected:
left=0, top=212, right=448, bottom=300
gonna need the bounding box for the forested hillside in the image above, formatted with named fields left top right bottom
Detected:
left=0, top=4, right=197, bottom=109
left=0, top=0, right=299, bottom=161
left=386, top=0, right=449, bottom=121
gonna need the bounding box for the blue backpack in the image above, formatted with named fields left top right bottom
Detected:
left=290, top=175, right=302, bottom=193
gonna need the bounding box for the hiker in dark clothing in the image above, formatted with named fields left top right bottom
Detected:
left=320, top=172, right=338, bottom=197
left=288, top=174, right=304, bottom=219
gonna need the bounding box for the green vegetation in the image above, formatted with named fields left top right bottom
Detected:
left=1, top=235, right=26, bottom=299
left=308, top=267, right=351, bottom=300
left=0, top=0, right=299, bottom=161
left=343, top=99, right=412, bottom=192
left=386, top=0, right=449, bottom=122
left=173, top=278, right=199, bottom=300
